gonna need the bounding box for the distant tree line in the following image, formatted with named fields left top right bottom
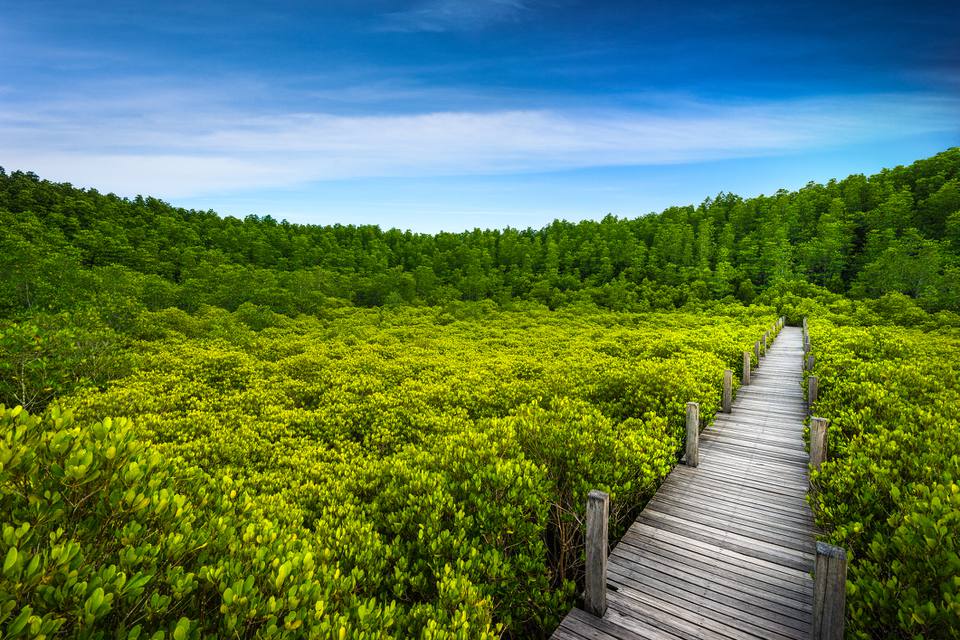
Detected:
left=2, top=148, right=958, bottom=318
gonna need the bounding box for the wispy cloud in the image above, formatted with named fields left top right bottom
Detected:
left=1, top=91, right=958, bottom=199
left=377, top=0, right=531, bottom=33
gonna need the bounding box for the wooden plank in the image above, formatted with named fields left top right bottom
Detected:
left=700, top=433, right=809, bottom=458
left=615, top=532, right=813, bottom=608
left=635, top=510, right=813, bottom=573
left=609, top=586, right=798, bottom=640
left=655, top=484, right=817, bottom=528
left=668, top=466, right=810, bottom=498
left=560, top=607, right=662, bottom=640
left=686, top=455, right=811, bottom=485
left=569, top=606, right=682, bottom=640
left=609, top=540, right=813, bottom=614
left=649, top=490, right=817, bottom=536
left=606, top=564, right=808, bottom=639
left=652, top=475, right=813, bottom=520
left=727, top=402, right=807, bottom=417
left=602, top=601, right=695, bottom=640
left=622, top=522, right=813, bottom=590
left=641, top=500, right=814, bottom=554
left=706, top=422, right=805, bottom=442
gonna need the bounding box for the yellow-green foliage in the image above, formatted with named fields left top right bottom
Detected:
left=808, top=321, right=960, bottom=639
left=0, top=405, right=420, bottom=639
left=3, top=305, right=775, bottom=637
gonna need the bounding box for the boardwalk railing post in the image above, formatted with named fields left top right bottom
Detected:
left=585, top=490, right=609, bottom=617
left=686, top=402, right=700, bottom=467
left=807, top=354, right=815, bottom=372
left=809, top=417, right=828, bottom=473
left=722, top=369, right=733, bottom=413
left=763, top=332, right=769, bottom=355
left=754, top=341, right=761, bottom=363
left=812, top=542, right=847, bottom=640
left=808, top=375, right=818, bottom=415
left=743, top=351, right=751, bottom=385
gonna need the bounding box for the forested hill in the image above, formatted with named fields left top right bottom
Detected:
left=2, top=147, right=959, bottom=316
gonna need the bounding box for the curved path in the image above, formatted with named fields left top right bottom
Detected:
left=553, top=326, right=816, bottom=640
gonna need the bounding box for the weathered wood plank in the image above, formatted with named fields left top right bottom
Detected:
left=585, top=490, right=609, bottom=616
left=615, top=533, right=814, bottom=608
left=565, top=605, right=683, bottom=640
left=812, top=543, right=847, bottom=640
left=809, top=417, right=828, bottom=473
left=622, top=522, right=814, bottom=590
left=606, top=565, right=809, bottom=639
left=722, top=369, right=733, bottom=413
left=685, top=402, right=700, bottom=468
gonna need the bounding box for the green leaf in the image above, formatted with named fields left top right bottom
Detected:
left=7, top=606, right=32, bottom=635
left=3, top=546, right=18, bottom=575
left=173, top=617, right=191, bottom=640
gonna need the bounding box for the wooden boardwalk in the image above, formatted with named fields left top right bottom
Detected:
left=553, top=326, right=817, bottom=640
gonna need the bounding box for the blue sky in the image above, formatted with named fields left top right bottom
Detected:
left=1, top=0, right=958, bottom=232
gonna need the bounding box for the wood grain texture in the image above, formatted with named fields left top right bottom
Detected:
left=552, top=326, right=817, bottom=640
left=685, top=402, right=700, bottom=468
left=585, top=490, right=610, bottom=617
left=812, top=542, right=846, bottom=640
left=809, top=417, right=828, bottom=474
left=807, top=376, right=818, bottom=415
left=722, top=369, right=733, bottom=414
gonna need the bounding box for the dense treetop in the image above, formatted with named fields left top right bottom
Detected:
left=2, top=148, right=959, bottom=317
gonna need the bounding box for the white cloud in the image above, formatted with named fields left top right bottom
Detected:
left=1, top=93, right=958, bottom=199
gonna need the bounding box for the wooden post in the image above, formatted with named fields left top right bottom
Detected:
left=809, top=417, right=828, bottom=471
left=807, top=354, right=815, bottom=372
left=754, top=341, right=760, bottom=363
left=585, top=490, right=609, bottom=617
left=742, top=351, right=751, bottom=385
left=685, top=402, right=700, bottom=467
left=763, top=332, right=769, bottom=354
left=812, top=542, right=847, bottom=640
left=808, top=375, right=818, bottom=414
left=722, top=369, right=733, bottom=413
